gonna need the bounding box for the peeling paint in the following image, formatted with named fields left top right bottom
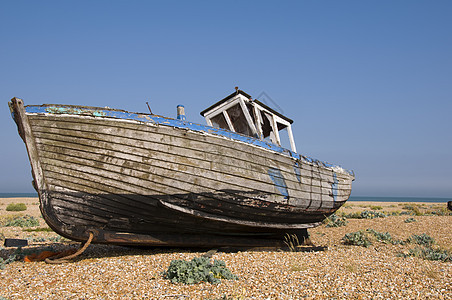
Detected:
left=293, top=162, right=301, bottom=183
left=332, top=172, right=338, bottom=202
left=45, top=107, right=107, bottom=117
left=267, top=168, right=289, bottom=199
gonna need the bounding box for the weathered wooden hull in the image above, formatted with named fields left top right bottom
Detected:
left=9, top=98, right=354, bottom=247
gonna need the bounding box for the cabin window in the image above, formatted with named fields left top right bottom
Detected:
left=260, top=111, right=273, bottom=139
left=226, top=104, right=253, bottom=136
left=277, top=127, right=292, bottom=149
left=277, top=122, right=286, bottom=131
left=258, top=111, right=279, bottom=145
left=201, top=92, right=297, bottom=152
left=210, top=113, right=229, bottom=130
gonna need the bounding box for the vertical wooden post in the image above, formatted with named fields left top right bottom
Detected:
left=270, top=114, right=281, bottom=146
left=287, top=125, right=297, bottom=152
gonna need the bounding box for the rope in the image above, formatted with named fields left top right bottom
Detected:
left=45, top=230, right=94, bottom=264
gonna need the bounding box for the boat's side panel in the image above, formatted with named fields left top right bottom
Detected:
left=11, top=100, right=353, bottom=245
left=30, top=115, right=353, bottom=199
left=29, top=114, right=352, bottom=206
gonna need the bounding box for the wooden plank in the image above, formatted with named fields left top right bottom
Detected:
left=31, top=116, right=285, bottom=167
left=51, top=206, right=107, bottom=226
left=29, top=115, right=353, bottom=212
left=38, top=140, right=351, bottom=210
left=33, top=126, right=354, bottom=197
left=41, top=144, right=341, bottom=219
left=35, top=138, right=342, bottom=202
left=33, top=122, right=354, bottom=196
left=38, top=138, right=350, bottom=213
left=46, top=183, right=159, bottom=218
left=29, top=115, right=354, bottom=180
left=45, top=171, right=327, bottom=228
left=42, top=158, right=301, bottom=219
left=38, top=142, right=278, bottom=195
left=40, top=154, right=328, bottom=217
left=47, top=184, right=208, bottom=228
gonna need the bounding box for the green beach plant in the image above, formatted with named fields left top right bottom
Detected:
left=427, top=207, right=452, bottom=216
left=369, top=205, right=382, bottom=210
left=323, top=213, right=348, bottom=227
left=4, top=215, right=39, bottom=227
left=163, top=256, right=238, bottom=284
left=0, top=256, right=15, bottom=270
left=388, top=210, right=401, bottom=216
left=398, top=232, right=451, bottom=262
left=343, top=229, right=401, bottom=247
left=5, top=203, right=27, bottom=211
left=399, top=245, right=452, bottom=262
left=0, top=249, right=19, bottom=270
left=407, top=233, right=435, bottom=246
left=344, top=210, right=387, bottom=219
left=403, top=204, right=423, bottom=216
left=342, top=230, right=372, bottom=247
left=406, top=247, right=452, bottom=262
left=365, top=229, right=394, bottom=244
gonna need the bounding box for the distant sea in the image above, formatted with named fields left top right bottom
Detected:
left=0, top=193, right=38, bottom=198
left=349, top=196, right=450, bottom=203
left=0, top=193, right=449, bottom=203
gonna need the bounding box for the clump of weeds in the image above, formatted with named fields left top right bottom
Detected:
left=344, top=210, right=387, bottom=219
left=5, top=203, right=27, bottom=211
left=2, top=215, right=39, bottom=227
left=399, top=233, right=452, bottom=262
left=323, top=213, right=348, bottom=227
left=163, top=256, right=238, bottom=284
left=342, top=229, right=401, bottom=247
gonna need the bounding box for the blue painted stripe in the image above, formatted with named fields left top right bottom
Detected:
left=267, top=168, right=289, bottom=198
left=332, top=172, right=338, bottom=202
left=24, top=104, right=354, bottom=176
left=293, top=162, right=301, bottom=183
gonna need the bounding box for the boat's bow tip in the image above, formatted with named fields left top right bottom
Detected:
left=10, top=97, right=23, bottom=104
left=9, top=97, right=24, bottom=113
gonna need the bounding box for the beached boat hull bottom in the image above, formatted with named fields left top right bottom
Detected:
left=39, top=190, right=322, bottom=247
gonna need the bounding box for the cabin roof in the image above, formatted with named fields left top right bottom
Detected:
left=200, top=90, right=251, bottom=117
left=200, top=89, right=293, bottom=124
left=253, top=99, right=293, bottom=124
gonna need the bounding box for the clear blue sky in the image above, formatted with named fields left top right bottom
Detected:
left=1, top=1, right=451, bottom=198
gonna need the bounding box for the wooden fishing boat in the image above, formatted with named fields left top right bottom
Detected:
left=9, top=89, right=354, bottom=247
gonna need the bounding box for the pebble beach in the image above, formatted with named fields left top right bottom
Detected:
left=0, top=198, right=451, bottom=299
